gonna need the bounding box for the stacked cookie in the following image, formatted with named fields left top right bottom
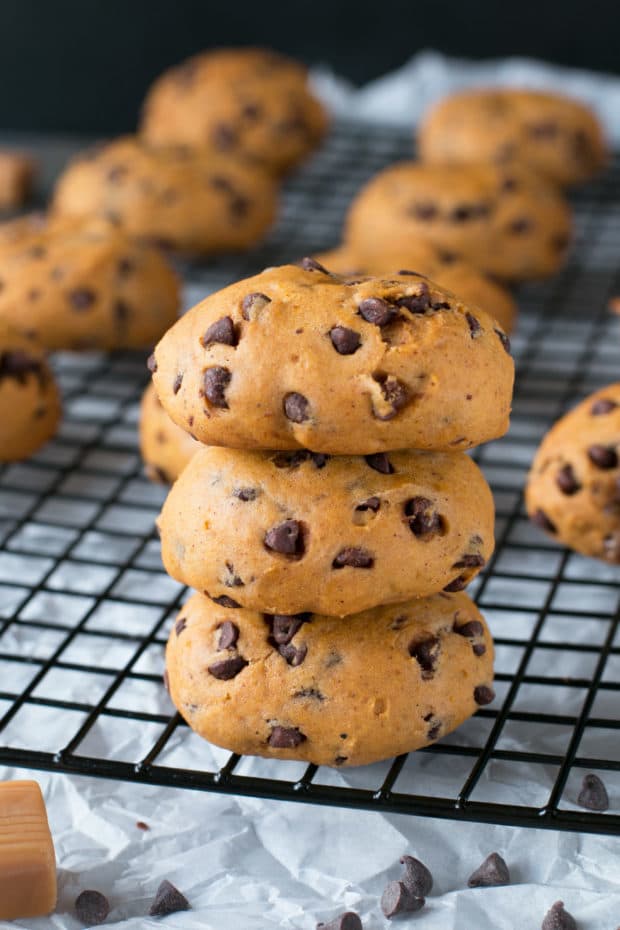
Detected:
left=150, top=259, right=514, bottom=767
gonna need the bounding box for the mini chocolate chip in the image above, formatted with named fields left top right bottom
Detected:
left=284, top=392, right=310, bottom=423
left=374, top=375, right=409, bottom=419
left=495, top=328, right=511, bottom=353
left=400, top=856, right=433, bottom=897
left=365, top=452, right=394, bottom=474
left=234, top=487, right=258, bottom=501
left=358, top=297, right=398, bottom=326
left=577, top=773, right=609, bottom=811
left=272, top=450, right=311, bottom=468
left=381, top=881, right=425, bottom=918
left=453, top=554, right=486, bottom=569
left=117, top=257, right=134, bottom=277
left=218, top=621, right=239, bottom=649
left=208, top=655, right=248, bottom=680
left=591, top=398, right=617, bottom=415
left=427, top=720, right=442, bottom=740
left=202, top=316, right=238, bottom=347
left=531, top=508, right=557, bottom=533
left=409, top=637, right=440, bottom=678
left=508, top=216, right=533, bottom=234
left=204, top=366, right=231, bottom=408
left=278, top=642, right=308, bottom=666
left=329, top=326, right=361, bottom=355
left=444, top=575, right=468, bottom=592
left=264, top=520, right=305, bottom=556
left=241, top=101, right=262, bottom=120
left=316, top=912, right=362, bottom=930
left=0, top=350, right=44, bottom=386
left=404, top=497, right=443, bottom=538
left=75, top=890, right=110, bottom=925
left=451, top=202, right=489, bottom=222
left=241, top=292, right=271, bottom=320
left=355, top=496, right=381, bottom=512
left=268, top=613, right=311, bottom=644
left=268, top=725, right=306, bottom=748
left=556, top=463, right=581, bottom=495
left=173, top=373, right=183, bottom=394
left=300, top=256, right=330, bottom=273
left=455, top=620, right=485, bottom=639
left=69, top=288, right=96, bottom=311
left=230, top=195, right=249, bottom=219
left=588, top=444, right=618, bottom=469
left=149, top=880, right=190, bottom=917
left=147, top=354, right=157, bottom=373
left=466, top=312, right=482, bottom=337
left=332, top=547, right=374, bottom=569
left=410, top=201, right=437, bottom=220
left=175, top=617, right=187, bottom=636
left=474, top=685, right=495, bottom=705
left=208, top=594, right=241, bottom=609
left=311, top=453, right=329, bottom=468
left=541, top=901, right=577, bottom=930
left=468, top=852, right=511, bottom=887
left=295, top=687, right=325, bottom=701
left=213, top=123, right=237, bottom=150
left=223, top=561, right=244, bottom=587
left=396, top=282, right=432, bottom=314
left=529, top=121, right=559, bottom=139
left=501, top=176, right=518, bottom=192
left=334, top=755, right=348, bottom=765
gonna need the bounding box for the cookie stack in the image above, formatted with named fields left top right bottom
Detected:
left=151, top=260, right=514, bottom=767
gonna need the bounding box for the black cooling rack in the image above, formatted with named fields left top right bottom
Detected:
left=0, top=122, right=619, bottom=837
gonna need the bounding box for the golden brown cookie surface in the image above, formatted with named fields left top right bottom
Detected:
left=345, top=161, right=572, bottom=281
left=526, top=383, right=620, bottom=562
left=140, top=382, right=198, bottom=484
left=166, top=590, right=495, bottom=767
left=418, top=88, right=607, bottom=187
left=151, top=262, right=514, bottom=454
left=140, top=47, right=328, bottom=174
left=51, top=136, right=278, bottom=256
left=158, top=444, right=494, bottom=616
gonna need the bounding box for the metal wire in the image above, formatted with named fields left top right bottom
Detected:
left=0, top=122, right=619, bottom=835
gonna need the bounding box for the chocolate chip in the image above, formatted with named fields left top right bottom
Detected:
left=531, top=508, right=557, bottom=533
left=355, top=496, right=380, bottom=512
left=588, top=444, right=618, bottom=469
left=311, top=453, right=329, bottom=468
left=332, top=547, right=374, bottom=569
left=202, top=316, right=238, bottom=347
left=466, top=312, right=482, bottom=337
left=316, top=912, right=362, bottom=930
left=75, top=890, right=110, bottom=925
left=358, top=297, right=398, bottom=326
left=117, top=257, right=134, bottom=277
left=409, top=201, right=438, bottom=220
left=444, top=575, right=468, bottom=592
left=241, top=292, right=271, bottom=320
left=529, top=121, right=559, bottom=139
left=428, top=719, right=441, bottom=741
left=495, top=328, right=511, bottom=353
left=268, top=725, right=306, bottom=748
left=409, top=637, right=440, bottom=678
left=204, top=366, right=231, bottom=408
left=451, top=203, right=489, bottom=222
left=474, top=685, right=495, bottom=705
left=213, top=123, right=237, bottom=150
left=453, top=554, right=485, bottom=569
left=241, top=101, right=262, bottom=120
left=455, top=619, right=484, bottom=639
left=329, top=326, right=361, bottom=355
left=278, top=642, right=308, bottom=666
left=234, top=487, right=258, bottom=501
left=381, top=881, right=425, bottom=919
left=556, top=463, right=581, bottom=495
left=149, top=880, right=190, bottom=917
left=591, top=398, right=617, bottom=415
left=404, top=497, right=444, bottom=538
left=223, top=561, right=244, bottom=587
left=508, top=217, right=533, bottom=234
left=468, top=852, right=511, bottom=887
left=334, top=755, right=348, bottom=765
left=208, top=594, right=241, bottom=609
left=396, top=282, right=432, bottom=314
left=374, top=375, right=409, bottom=420
left=0, top=350, right=44, bottom=386
left=69, top=288, right=96, bottom=311
left=284, top=392, right=310, bottom=423
left=208, top=655, right=248, bottom=680
left=300, top=257, right=330, bottom=273
left=365, top=452, right=394, bottom=474
left=400, top=855, right=433, bottom=897
left=173, top=373, right=183, bottom=394
left=541, top=901, right=577, bottom=930
left=501, top=176, right=518, bottom=192
left=577, top=773, right=609, bottom=811
left=147, top=354, right=157, bottom=373
left=264, top=520, right=305, bottom=556
left=217, top=621, right=239, bottom=649
left=230, top=195, right=249, bottom=219
left=268, top=613, right=311, bottom=644
left=175, top=617, right=187, bottom=636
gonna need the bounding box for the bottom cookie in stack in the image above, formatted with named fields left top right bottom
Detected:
left=165, top=590, right=495, bottom=767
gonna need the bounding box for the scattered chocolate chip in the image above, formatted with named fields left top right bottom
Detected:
left=358, top=297, right=398, bottom=326
left=268, top=613, right=311, bottom=644
left=175, top=617, right=187, bottom=636
left=295, top=687, right=325, bottom=701
left=316, top=912, right=362, bottom=930
left=204, top=366, right=231, bottom=408
left=230, top=195, right=249, bottom=219
left=404, top=497, right=444, bottom=538
left=468, top=852, right=511, bottom=887
left=217, top=621, right=239, bottom=650
left=400, top=855, right=433, bottom=897
left=334, top=755, right=348, bottom=765
left=241, top=292, right=271, bottom=320
left=0, top=351, right=44, bottom=386
left=501, top=176, right=518, bottom=192
left=577, top=773, right=609, bottom=812
left=268, top=725, right=306, bottom=748
left=208, top=655, right=248, bottom=680
left=444, top=575, right=468, bottom=592
left=474, top=685, right=495, bottom=706
left=213, top=123, right=238, bottom=150
left=147, top=354, right=157, bottom=373
left=591, top=398, right=617, bottom=415
left=300, top=257, right=330, bottom=273
left=541, top=901, right=577, bottom=930
left=373, top=375, right=409, bottom=420
left=202, top=316, right=238, bottom=347
left=136, top=821, right=149, bottom=831
left=117, top=257, right=134, bottom=277
left=508, top=216, right=533, bottom=235
left=284, top=392, right=310, bottom=423
left=234, top=487, right=258, bottom=501
left=264, top=520, right=305, bottom=557
left=409, top=201, right=438, bottom=220
left=409, top=637, right=440, bottom=678
left=381, top=881, right=425, bottom=919
left=365, top=452, right=394, bottom=474
left=531, top=508, right=557, bottom=534
left=208, top=594, right=241, bottom=609
left=311, top=453, right=329, bottom=468
left=69, top=288, right=96, bottom=311
left=278, top=643, right=308, bottom=666
left=332, top=547, right=374, bottom=569
left=556, top=463, right=581, bottom=495
left=451, top=202, right=489, bottom=222
left=241, top=101, right=262, bottom=120
left=453, top=554, right=485, bottom=569
left=272, top=450, right=311, bottom=468
left=587, top=444, right=618, bottom=469
left=396, top=282, right=432, bottom=314
left=455, top=619, right=484, bottom=639
left=149, top=880, right=190, bottom=917
left=427, top=720, right=442, bottom=739
left=329, top=326, right=361, bottom=355
left=495, top=329, right=511, bottom=353
left=75, top=890, right=110, bottom=926
left=466, top=312, right=482, bottom=337
left=173, top=373, right=183, bottom=394
left=355, top=496, right=381, bottom=513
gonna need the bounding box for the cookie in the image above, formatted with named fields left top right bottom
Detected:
left=526, top=383, right=620, bottom=562
left=418, top=88, right=607, bottom=188
left=140, top=47, right=328, bottom=175
left=0, top=150, right=36, bottom=210
left=0, top=321, right=61, bottom=462
left=165, top=589, right=495, bottom=767
left=140, top=382, right=198, bottom=484
left=345, top=162, right=572, bottom=281
left=315, top=244, right=517, bottom=334
left=0, top=215, right=180, bottom=351
left=158, top=444, right=494, bottom=616
left=51, top=136, right=278, bottom=256
left=151, top=262, right=514, bottom=455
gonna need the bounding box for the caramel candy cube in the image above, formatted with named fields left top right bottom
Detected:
left=0, top=150, right=36, bottom=209
left=0, top=780, right=57, bottom=919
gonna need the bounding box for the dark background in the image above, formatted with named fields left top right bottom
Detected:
left=1, top=0, right=618, bottom=133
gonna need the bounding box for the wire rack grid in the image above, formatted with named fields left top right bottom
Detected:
left=0, top=122, right=619, bottom=836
